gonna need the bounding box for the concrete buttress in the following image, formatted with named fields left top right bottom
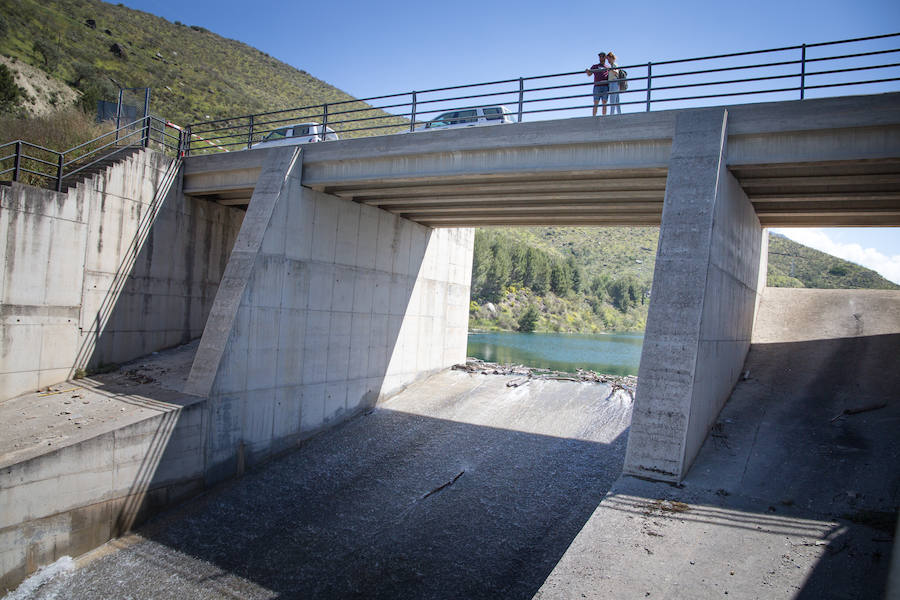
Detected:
left=624, top=107, right=767, bottom=481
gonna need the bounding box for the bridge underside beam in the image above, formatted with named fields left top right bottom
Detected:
left=734, top=158, right=900, bottom=226
left=311, top=169, right=669, bottom=227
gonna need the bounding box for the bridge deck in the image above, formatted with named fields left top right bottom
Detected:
left=183, top=93, right=900, bottom=227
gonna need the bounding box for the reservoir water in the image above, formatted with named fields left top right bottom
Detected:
left=467, top=331, right=643, bottom=376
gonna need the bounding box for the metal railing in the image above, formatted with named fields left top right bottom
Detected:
left=0, top=115, right=182, bottom=192
left=183, top=32, right=900, bottom=155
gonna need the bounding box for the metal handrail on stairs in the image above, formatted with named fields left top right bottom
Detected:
left=0, top=115, right=183, bottom=192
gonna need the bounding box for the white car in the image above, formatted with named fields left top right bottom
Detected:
left=413, top=105, right=514, bottom=132
left=251, top=122, right=339, bottom=148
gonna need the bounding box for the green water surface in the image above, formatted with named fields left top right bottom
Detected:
left=467, top=331, right=643, bottom=376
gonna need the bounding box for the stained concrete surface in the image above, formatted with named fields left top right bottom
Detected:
left=6, top=371, right=633, bottom=599
left=7, top=330, right=897, bottom=599
left=0, top=341, right=199, bottom=469
left=537, top=333, right=899, bottom=600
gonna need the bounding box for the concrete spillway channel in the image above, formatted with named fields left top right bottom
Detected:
left=9, top=359, right=633, bottom=599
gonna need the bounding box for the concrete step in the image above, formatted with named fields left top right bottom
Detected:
left=61, top=146, right=144, bottom=191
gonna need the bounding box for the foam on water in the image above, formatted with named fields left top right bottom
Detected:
left=2, top=557, right=74, bottom=600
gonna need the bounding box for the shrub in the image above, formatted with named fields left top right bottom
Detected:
left=0, top=107, right=113, bottom=185
left=0, top=64, right=23, bottom=114
left=33, top=38, right=61, bottom=72
left=517, top=305, right=540, bottom=332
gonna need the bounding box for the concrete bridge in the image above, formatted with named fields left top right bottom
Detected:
left=1, top=92, right=899, bottom=591
left=182, top=92, right=900, bottom=481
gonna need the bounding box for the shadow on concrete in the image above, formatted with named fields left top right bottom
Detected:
left=63, top=408, right=630, bottom=600
left=72, top=156, right=240, bottom=374
left=533, top=333, right=897, bottom=600
left=675, top=333, right=898, bottom=598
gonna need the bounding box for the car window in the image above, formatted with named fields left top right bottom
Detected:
left=426, top=114, right=452, bottom=129
left=263, top=128, right=289, bottom=141
left=483, top=107, right=504, bottom=121
left=293, top=126, right=311, bottom=137
left=456, top=110, right=478, bottom=124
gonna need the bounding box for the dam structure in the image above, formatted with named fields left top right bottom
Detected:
left=1, top=92, right=899, bottom=592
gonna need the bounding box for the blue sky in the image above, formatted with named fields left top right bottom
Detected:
left=118, top=0, right=900, bottom=283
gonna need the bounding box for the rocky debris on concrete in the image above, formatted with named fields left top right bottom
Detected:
left=453, top=358, right=637, bottom=399
left=0, top=341, right=200, bottom=464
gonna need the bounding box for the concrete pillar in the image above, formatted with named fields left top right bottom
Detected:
left=185, top=147, right=473, bottom=484
left=624, top=108, right=766, bottom=482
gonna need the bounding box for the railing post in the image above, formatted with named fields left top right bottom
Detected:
left=800, top=44, right=807, bottom=100
left=56, top=152, right=64, bottom=192
left=517, top=77, right=524, bottom=123
left=409, top=91, right=417, bottom=132
left=322, top=103, right=328, bottom=140
left=13, top=141, right=21, bottom=182
left=646, top=61, right=652, bottom=112
left=142, top=115, right=151, bottom=148
left=184, top=125, right=192, bottom=157
left=115, top=88, right=123, bottom=144
left=248, top=115, right=254, bottom=149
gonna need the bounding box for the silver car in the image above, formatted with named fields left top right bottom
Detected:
left=414, top=105, right=514, bottom=132
left=251, top=122, right=339, bottom=148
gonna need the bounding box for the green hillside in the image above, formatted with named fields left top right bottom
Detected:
left=0, top=0, right=403, bottom=131
left=768, top=233, right=899, bottom=290
left=471, top=227, right=897, bottom=333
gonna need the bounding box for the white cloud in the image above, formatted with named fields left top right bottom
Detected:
left=772, top=229, right=900, bottom=285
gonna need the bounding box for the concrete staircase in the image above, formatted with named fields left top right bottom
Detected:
left=61, top=145, right=144, bottom=191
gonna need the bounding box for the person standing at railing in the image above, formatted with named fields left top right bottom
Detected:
left=586, top=52, right=609, bottom=116
left=606, top=52, right=622, bottom=115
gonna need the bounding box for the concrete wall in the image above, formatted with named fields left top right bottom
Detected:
left=0, top=398, right=205, bottom=593
left=753, top=287, right=900, bottom=342
left=185, top=147, right=473, bottom=483
left=0, top=149, right=244, bottom=401
left=624, top=108, right=767, bottom=482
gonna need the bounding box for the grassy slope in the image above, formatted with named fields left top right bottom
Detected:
left=470, top=227, right=897, bottom=333
left=0, top=0, right=403, bottom=130
left=768, top=233, right=898, bottom=289
left=496, top=226, right=659, bottom=287
left=499, top=227, right=897, bottom=292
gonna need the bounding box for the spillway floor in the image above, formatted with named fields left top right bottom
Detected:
left=11, top=371, right=633, bottom=600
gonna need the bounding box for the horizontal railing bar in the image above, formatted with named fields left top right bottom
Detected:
left=61, top=132, right=144, bottom=169
left=14, top=167, right=56, bottom=180
left=638, top=49, right=899, bottom=83
left=64, top=120, right=145, bottom=155
left=803, top=31, right=900, bottom=50
left=0, top=140, right=60, bottom=155
left=643, top=63, right=900, bottom=96
left=649, top=32, right=900, bottom=68
left=16, top=155, right=59, bottom=169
